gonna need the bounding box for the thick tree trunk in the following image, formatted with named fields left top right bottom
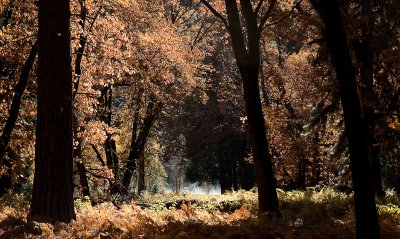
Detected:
left=356, top=0, right=385, bottom=197
left=29, top=0, right=75, bottom=223
left=311, top=0, right=380, bottom=238
left=239, top=63, right=279, bottom=213
left=0, top=42, right=37, bottom=164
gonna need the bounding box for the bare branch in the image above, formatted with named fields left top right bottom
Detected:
left=262, top=0, right=303, bottom=30
left=255, top=0, right=265, bottom=14
left=306, top=37, right=325, bottom=45
left=200, top=0, right=229, bottom=28
left=258, top=0, right=277, bottom=30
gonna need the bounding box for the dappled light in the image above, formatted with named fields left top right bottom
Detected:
left=1, top=0, right=400, bottom=238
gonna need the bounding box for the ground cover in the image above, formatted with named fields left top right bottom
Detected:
left=1, top=188, right=400, bottom=238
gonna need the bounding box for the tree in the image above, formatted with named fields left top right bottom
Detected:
left=29, top=0, right=75, bottom=223
left=309, top=0, right=380, bottom=238
left=200, top=0, right=284, bottom=213
left=0, top=41, right=37, bottom=195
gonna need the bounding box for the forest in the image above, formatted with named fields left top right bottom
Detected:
left=0, top=0, right=399, bottom=238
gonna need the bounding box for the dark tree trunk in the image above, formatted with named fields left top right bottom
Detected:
left=137, top=152, right=145, bottom=195
left=121, top=90, right=142, bottom=192
left=0, top=42, right=37, bottom=164
left=73, top=112, right=90, bottom=199
left=0, top=148, right=14, bottom=197
left=71, top=0, right=102, bottom=201
left=232, top=141, right=239, bottom=191
left=297, top=158, right=306, bottom=190
left=310, top=133, right=322, bottom=186
left=104, top=136, right=119, bottom=180
left=310, top=0, right=380, bottom=238
left=29, top=0, right=75, bottom=223
left=226, top=0, right=279, bottom=213
left=237, top=139, right=255, bottom=190
left=396, top=162, right=400, bottom=195
left=219, top=148, right=229, bottom=193
left=91, top=144, right=106, bottom=166
left=76, top=161, right=90, bottom=198
left=354, top=0, right=385, bottom=197
left=201, top=0, right=279, bottom=212
left=72, top=0, right=101, bottom=100
left=0, top=2, right=13, bottom=27
left=122, top=101, right=162, bottom=190
left=239, top=63, right=279, bottom=213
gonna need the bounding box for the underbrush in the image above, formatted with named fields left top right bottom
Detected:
left=0, top=188, right=400, bottom=238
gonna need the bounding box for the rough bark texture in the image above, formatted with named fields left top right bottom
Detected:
left=0, top=41, right=37, bottom=165
left=29, top=0, right=76, bottom=223
left=310, top=0, right=380, bottom=238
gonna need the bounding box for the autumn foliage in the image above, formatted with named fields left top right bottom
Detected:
left=0, top=0, right=400, bottom=238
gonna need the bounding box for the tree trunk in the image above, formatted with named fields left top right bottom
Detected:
left=76, top=161, right=90, bottom=198
left=0, top=42, right=37, bottom=164
left=29, top=0, right=75, bottom=223
left=310, top=0, right=380, bottom=238
left=0, top=148, right=14, bottom=197
left=104, top=137, right=119, bottom=180
left=122, top=101, right=161, bottom=190
left=201, top=0, right=279, bottom=213
left=73, top=112, right=91, bottom=200
left=219, top=151, right=228, bottom=194
left=137, top=151, right=145, bottom=195
left=297, top=158, right=306, bottom=190
left=239, top=63, right=279, bottom=213
left=356, top=0, right=385, bottom=197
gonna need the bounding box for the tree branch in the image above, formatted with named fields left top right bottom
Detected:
left=255, top=0, right=265, bottom=14
left=258, top=0, right=277, bottom=30
left=262, top=0, right=303, bottom=30
left=200, top=0, right=229, bottom=28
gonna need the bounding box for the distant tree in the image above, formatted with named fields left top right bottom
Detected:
left=0, top=41, right=37, bottom=195
left=309, top=0, right=380, bottom=238
left=29, top=0, right=75, bottom=223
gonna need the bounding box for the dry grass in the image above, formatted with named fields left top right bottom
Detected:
left=0, top=189, right=400, bottom=238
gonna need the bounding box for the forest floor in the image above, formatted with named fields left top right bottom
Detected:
left=1, top=188, right=400, bottom=238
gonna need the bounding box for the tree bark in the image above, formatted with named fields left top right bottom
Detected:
left=73, top=112, right=90, bottom=199
left=29, top=0, right=75, bottom=223
left=0, top=41, right=37, bottom=165
left=76, top=161, right=90, bottom=198
left=310, top=0, right=380, bottom=238
left=228, top=0, right=279, bottom=213
left=137, top=151, right=145, bottom=195
left=355, top=0, right=385, bottom=197
left=201, top=0, right=279, bottom=213
left=239, top=63, right=279, bottom=213
left=122, top=101, right=162, bottom=190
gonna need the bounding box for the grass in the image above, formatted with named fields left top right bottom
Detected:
left=1, top=188, right=400, bottom=238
